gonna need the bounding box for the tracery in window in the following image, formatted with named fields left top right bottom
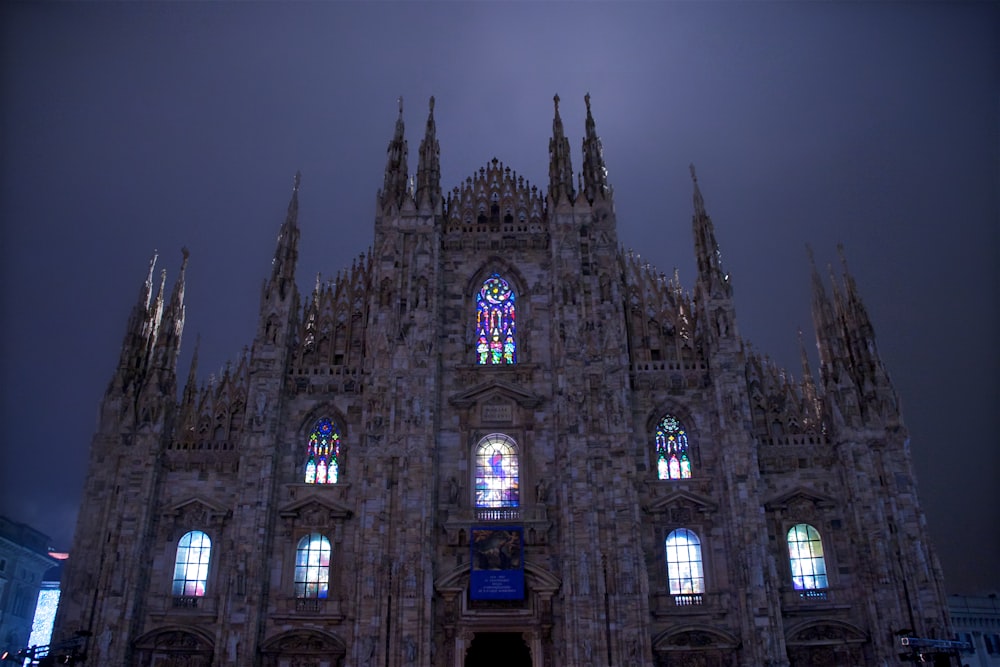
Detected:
left=787, top=524, right=828, bottom=590
left=475, top=274, right=516, bottom=365
left=294, top=533, right=331, bottom=599
left=474, top=434, right=519, bottom=508
left=304, top=417, right=340, bottom=484
left=172, top=531, right=211, bottom=597
left=665, top=528, right=704, bottom=594
left=655, top=414, right=691, bottom=479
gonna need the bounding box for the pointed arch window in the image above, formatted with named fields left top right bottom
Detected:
left=665, top=528, right=704, bottom=595
left=655, top=414, right=691, bottom=479
left=294, top=533, right=332, bottom=599
left=476, top=274, right=517, bottom=365
left=304, top=417, right=341, bottom=484
left=474, top=434, right=519, bottom=508
left=787, top=524, right=828, bottom=590
left=172, top=531, right=211, bottom=597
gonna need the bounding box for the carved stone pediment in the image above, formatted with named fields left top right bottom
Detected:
left=653, top=626, right=739, bottom=651
left=786, top=620, right=868, bottom=645
left=448, top=379, right=544, bottom=409
left=134, top=626, right=214, bottom=652
left=260, top=629, right=346, bottom=657
left=764, top=487, right=837, bottom=513
left=163, top=497, right=231, bottom=525
left=278, top=495, right=353, bottom=529
left=644, top=490, right=718, bottom=517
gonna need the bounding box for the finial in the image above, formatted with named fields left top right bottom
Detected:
left=689, top=163, right=698, bottom=183
left=398, top=96, right=403, bottom=116
left=836, top=242, right=849, bottom=272
left=429, top=95, right=435, bottom=113
left=553, top=94, right=560, bottom=112
left=181, top=246, right=190, bottom=261
left=293, top=170, right=301, bottom=192
left=585, top=92, right=591, bottom=111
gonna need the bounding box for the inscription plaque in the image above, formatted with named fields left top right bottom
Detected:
left=481, top=403, right=513, bottom=423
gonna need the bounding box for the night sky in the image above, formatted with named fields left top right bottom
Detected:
left=1, top=3, right=996, bottom=595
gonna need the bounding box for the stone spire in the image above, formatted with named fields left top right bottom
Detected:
left=380, top=96, right=409, bottom=211
left=548, top=94, right=574, bottom=206
left=110, top=251, right=160, bottom=395
left=581, top=93, right=610, bottom=203
left=415, top=96, right=441, bottom=213
left=151, top=247, right=188, bottom=375
left=182, top=334, right=200, bottom=409
left=835, top=245, right=899, bottom=418
left=266, top=172, right=301, bottom=302
left=690, top=165, right=732, bottom=300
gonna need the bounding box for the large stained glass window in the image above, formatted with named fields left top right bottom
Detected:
left=476, top=274, right=517, bottom=365
left=305, top=417, right=341, bottom=484
left=665, top=528, right=704, bottom=595
left=294, top=533, right=332, bottom=599
left=655, top=414, right=691, bottom=480
left=474, top=434, right=519, bottom=508
left=787, top=524, right=828, bottom=590
left=172, top=531, right=211, bottom=597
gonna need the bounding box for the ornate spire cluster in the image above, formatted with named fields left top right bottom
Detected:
left=110, top=249, right=188, bottom=400
left=809, top=245, right=898, bottom=426
left=174, top=346, right=250, bottom=452
left=444, top=158, right=546, bottom=228
left=293, top=252, right=373, bottom=370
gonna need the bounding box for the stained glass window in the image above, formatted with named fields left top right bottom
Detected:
left=172, top=531, right=211, bottom=597
left=655, top=414, right=691, bottom=480
left=305, top=417, right=341, bottom=484
left=476, top=274, right=516, bottom=365
left=787, top=524, right=828, bottom=590
left=474, top=434, right=519, bottom=508
left=294, top=533, right=331, bottom=599
left=665, top=528, right=704, bottom=594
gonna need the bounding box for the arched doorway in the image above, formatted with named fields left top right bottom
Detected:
left=464, top=632, right=531, bottom=667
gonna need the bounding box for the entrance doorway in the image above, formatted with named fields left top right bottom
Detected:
left=464, top=632, right=532, bottom=667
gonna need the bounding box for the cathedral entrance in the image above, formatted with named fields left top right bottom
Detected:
left=464, top=632, right=532, bottom=667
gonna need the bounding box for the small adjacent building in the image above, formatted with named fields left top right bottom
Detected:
left=0, top=516, right=57, bottom=658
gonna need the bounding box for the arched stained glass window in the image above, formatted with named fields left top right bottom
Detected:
left=655, top=414, right=691, bottom=480
left=474, top=434, right=519, bottom=508
left=294, top=533, right=332, bottom=599
left=172, top=531, right=211, bottom=597
left=476, top=274, right=516, bottom=365
left=665, top=528, right=704, bottom=595
left=787, top=524, right=828, bottom=590
left=305, top=417, right=341, bottom=484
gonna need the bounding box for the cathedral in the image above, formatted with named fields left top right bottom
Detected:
left=54, top=95, right=952, bottom=667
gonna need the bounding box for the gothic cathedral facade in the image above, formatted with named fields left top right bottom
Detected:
left=54, top=96, right=950, bottom=667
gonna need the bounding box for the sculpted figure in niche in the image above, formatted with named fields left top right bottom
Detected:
left=535, top=478, right=549, bottom=504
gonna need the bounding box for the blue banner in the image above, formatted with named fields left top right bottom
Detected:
left=470, top=526, right=524, bottom=600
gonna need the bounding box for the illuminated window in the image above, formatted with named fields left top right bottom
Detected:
left=172, top=531, right=211, bottom=597
left=294, top=533, right=332, bottom=599
left=476, top=274, right=516, bottom=365
left=655, top=414, right=691, bottom=480
left=305, top=417, right=341, bottom=484
left=665, top=529, right=704, bottom=594
left=787, top=524, right=828, bottom=590
left=474, top=434, right=519, bottom=508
